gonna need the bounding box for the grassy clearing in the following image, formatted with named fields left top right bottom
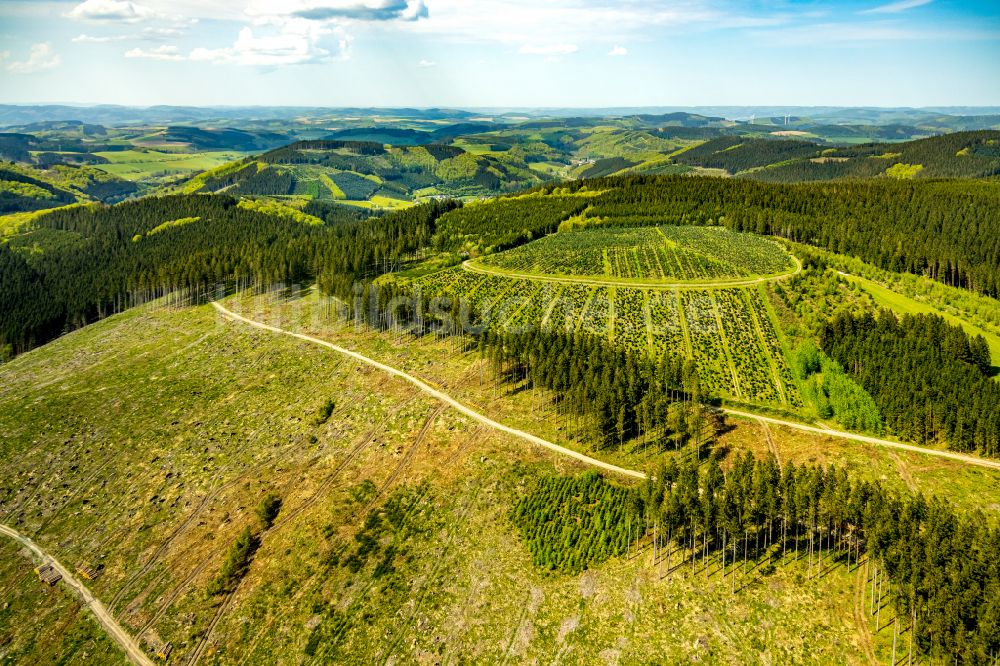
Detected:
left=840, top=271, right=1000, bottom=366
left=369, top=194, right=416, bottom=209
left=92, top=150, right=246, bottom=180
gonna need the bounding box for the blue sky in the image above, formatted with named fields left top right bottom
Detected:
left=0, top=0, right=997, bottom=107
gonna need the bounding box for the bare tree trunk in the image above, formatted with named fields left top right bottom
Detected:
left=653, top=521, right=658, bottom=573
left=892, top=617, right=898, bottom=665
left=909, top=605, right=915, bottom=666
left=877, top=571, right=884, bottom=629
left=693, top=524, right=698, bottom=575
left=743, top=530, right=748, bottom=578
left=721, top=531, right=726, bottom=587
left=731, top=537, right=737, bottom=594
left=703, top=531, right=708, bottom=580
left=871, top=562, right=877, bottom=615
left=666, top=524, right=672, bottom=574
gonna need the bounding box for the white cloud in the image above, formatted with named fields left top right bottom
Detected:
left=417, top=58, right=436, bottom=67
left=73, top=33, right=129, bottom=43
left=608, top=45, right=627, bottom=56
left=518, top=43, right=578, bottom=56
left=6, top=43, right=61, bottom=74
left=860, top=0, right=933, bottom=14
left=190, top=21, right=351, bottom=66
left=114, top=1, right=424, bottom=69
left=404, top=1, right=778, bottom=47
left=246, top=0, right=428, bottom=22
left=73, top=28, right=184, bottom=43
left=65, top=0, right=155, bottom=23
left=125, top=45, right=184, bottom=60
left=141, top=27, right=185, bottom=39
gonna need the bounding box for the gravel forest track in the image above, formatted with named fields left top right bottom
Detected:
left=214, top=301, right=1000, bottom=476
left=723, top=409, right=1000, bottom=472
left=212, top=302, right=645, bottom=479
left=0, top=524, right=154, bottom=666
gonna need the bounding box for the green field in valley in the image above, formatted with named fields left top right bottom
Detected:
left=92, top=150, right=247, bottom=179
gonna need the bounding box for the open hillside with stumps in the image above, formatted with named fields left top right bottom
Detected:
left=3, top=291, right=1000, bottom=663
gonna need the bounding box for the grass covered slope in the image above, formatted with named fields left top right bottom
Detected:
left=0, top=300, right=494, bottom=663
left=3, top=295, right=993, bottom=663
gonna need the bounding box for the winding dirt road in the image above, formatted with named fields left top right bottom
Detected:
left=723, top=409, right=1000, bottom=472
left=213, top=301, right=1000, bottom=476
left=0, top=524, right=153, bottom=666
left=212, top=302, right=645, bottom=479
left=461, top=254, right=802, bottom=291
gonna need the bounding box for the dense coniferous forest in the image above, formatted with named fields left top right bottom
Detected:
left=515, top=453, right=1000, bottom=663
left=314, top=198, right=460, bottom=297
left=672, top=130, right=1000, bottom=180
left=0, top=195, right=459, bottom=355
left=579, top=157, right=638, bottom=179
left=542, top=175, right=1000, bottom=297
left=480, top=329, right=709, bottom=451
left=673, top=137, right=821, bottom=173
left=820, top=310, right=999, bottom=456
left=431, top=196, right=588, bottom=253
left=231, top=169, right=295, bottom=196
left=261, top=140, right=388, bottom=162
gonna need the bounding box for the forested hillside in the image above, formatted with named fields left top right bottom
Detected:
left=0, top=195, right=458, bottom=356
left=821, top=310, right=998, bottom=455
left=0, top=160, right=136, bottom=214
left=673, top=130, right=1000, bottom=180
left=547, top=175, right=1000, bottom=297
left=182, top=139, right=543, bottom=205
left=4, top=139, right=1000, bottom=664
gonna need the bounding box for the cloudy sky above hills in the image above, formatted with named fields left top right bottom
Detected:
left=0, top=0, right=997, bottom=106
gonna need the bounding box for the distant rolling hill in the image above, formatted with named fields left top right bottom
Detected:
left=672, top=130, right=1000, bottom=181
left=322, top=122, right=497, bottom=146
left=159, top=126, right=292, bottom=152
left=0, top=160, right=137, bottom=216
left=179, top=139, right=544, bottom=208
